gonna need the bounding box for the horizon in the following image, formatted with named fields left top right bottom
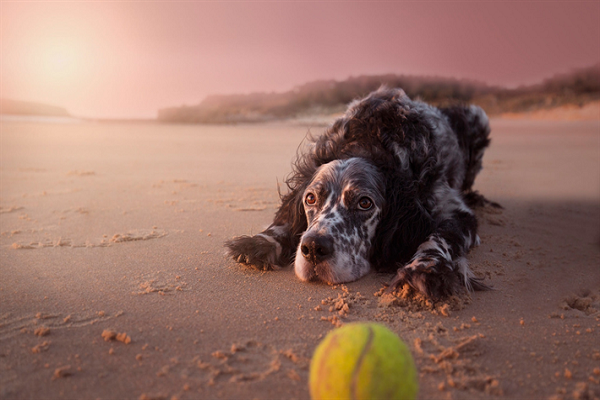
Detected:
left=2, top=2, right=599, bottom=119
left=3, top=64, right=598, bottom=121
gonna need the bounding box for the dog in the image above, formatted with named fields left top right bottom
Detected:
left=225, top=87, right=495, bottom=298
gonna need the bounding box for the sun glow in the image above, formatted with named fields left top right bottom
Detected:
left=2, top=2, right=120, bottom=116
left=36, top=39, right=85, bottom=85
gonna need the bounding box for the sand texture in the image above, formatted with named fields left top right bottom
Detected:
left=1, top=118, right=599, bottom=400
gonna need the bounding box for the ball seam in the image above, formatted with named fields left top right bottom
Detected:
left=350, top=325, right=375, bottom=400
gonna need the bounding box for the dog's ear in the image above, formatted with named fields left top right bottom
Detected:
left=273, top=186, right=308, bottom=246
left=371, top=170, right=435, bottom=271
left=275, top=148, right=324, bottom=250
left=369, top=108, right=441, bottom=271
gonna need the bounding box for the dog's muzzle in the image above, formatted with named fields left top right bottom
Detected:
left=300, top=233, right=334, bottom=265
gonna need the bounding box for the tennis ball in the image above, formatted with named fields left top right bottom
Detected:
left=309, top=322, right=418, bottom=400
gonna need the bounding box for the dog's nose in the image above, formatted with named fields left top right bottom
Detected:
left=300, top=234, right=334, bottom=264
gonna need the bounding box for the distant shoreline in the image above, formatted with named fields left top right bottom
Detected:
left=0, top=114, right=157, bottom=125
left=157, top=64, right=600, bottom=124
left=2, top=101, right=597, bottom=127
left=0, top=114, right=83, bottom=124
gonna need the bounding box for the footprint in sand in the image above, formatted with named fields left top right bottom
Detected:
left=560, top=289, right=600, bottom=316
left=135, top=271, right=187, bottom=295
left=10, top=229, right=168, bottom=250
left=159, top=341, right=310, bottom=386
left=414, top=327, right=502, bottom=395
left=66, top=170, right=96, bottom=177
left=0, top=206, right=25, bottom=214
left=0, top=310, right=124, bottom=341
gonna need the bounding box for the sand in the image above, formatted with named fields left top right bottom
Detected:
left=0, top=117, right=599, bottom=400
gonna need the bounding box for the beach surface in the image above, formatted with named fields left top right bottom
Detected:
left=1, top=117, right=599, bottom=400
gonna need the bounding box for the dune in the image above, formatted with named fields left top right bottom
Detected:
left=0, top=117, right=598, bottom=399
left=1, top=98, right=70, bottom=117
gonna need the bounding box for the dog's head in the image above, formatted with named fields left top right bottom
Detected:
left=294, top=157, right=386, bottom=283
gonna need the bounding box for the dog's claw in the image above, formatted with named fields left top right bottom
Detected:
left=387, top=264, right=461, bottom=300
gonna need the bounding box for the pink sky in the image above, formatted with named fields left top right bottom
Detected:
left=2, top=2, right=599, bottom=119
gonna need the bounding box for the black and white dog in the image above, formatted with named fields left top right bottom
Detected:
left=226, top=87, right=495, bottom=298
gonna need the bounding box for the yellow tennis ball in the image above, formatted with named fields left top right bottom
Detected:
left=309, top=322, right=418, bottom=400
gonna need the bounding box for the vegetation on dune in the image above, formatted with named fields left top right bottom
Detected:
left=158, top=64, right=600, bottom=124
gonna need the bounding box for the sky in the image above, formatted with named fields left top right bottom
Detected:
left=2, top=1, right=599, bottom=119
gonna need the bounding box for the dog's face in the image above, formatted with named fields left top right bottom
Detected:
left=294, top=157, right=385, bottom=284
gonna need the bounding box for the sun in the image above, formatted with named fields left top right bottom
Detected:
left=37, top=39, right=84, bottom=86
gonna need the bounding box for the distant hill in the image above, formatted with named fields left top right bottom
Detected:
left=158, top=64, right=600, bottom=124
left=1, top=98, right=70, bottom=117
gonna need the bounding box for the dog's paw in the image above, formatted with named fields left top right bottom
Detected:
left=387, top=257, right=461, bottom=299
left=463, top=190, right=503, bottom=209
left=387, top=256, right=490, bottom=298
left=224, top=235, right=282, bottom=271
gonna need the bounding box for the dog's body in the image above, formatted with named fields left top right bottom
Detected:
left=226, top=88, right=494, bottom=298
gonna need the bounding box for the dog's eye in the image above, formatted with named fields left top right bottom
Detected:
left=357, top=197, right=373, bottom=210
left=305, top=193, right=316, bottom=206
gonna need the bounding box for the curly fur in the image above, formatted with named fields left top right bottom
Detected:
left=225, top=87, right=496, bottom=298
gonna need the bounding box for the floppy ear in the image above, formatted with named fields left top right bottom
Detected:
left=275, top=142, right=329, bottom=252
left=370, top=170, right=435, bottom=271
left=369, top=107, right=440, bottom=271
left=269, top=185, right=309, bottom=263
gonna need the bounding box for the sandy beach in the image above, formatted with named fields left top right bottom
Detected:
left=1, top=117, right=599, bottom=400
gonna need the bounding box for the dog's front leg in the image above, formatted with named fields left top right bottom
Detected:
left=225, top=224, right=294, bottom=270
left=225, top=190, right=306, bottom=271
left=389, top=206, right=488, bottom=298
